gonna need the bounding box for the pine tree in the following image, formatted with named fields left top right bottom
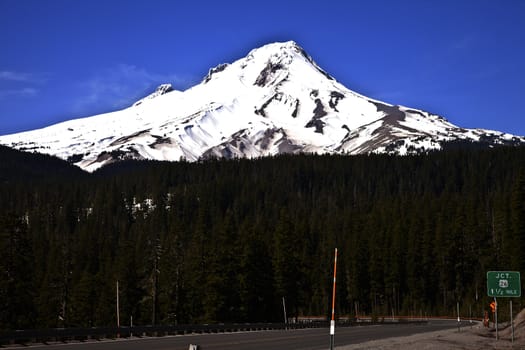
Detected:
left=0, top=213, right=36, bottom=330
left=273, top=209, right=303, bottom=320
left=239, top=223, right=276, bottom=321
left=510, top=169, right=525, bottom=272
left=68, top=270, right=97, bottom=327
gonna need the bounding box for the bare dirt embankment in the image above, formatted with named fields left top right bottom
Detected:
left=339, top=309, right=525, bottom=350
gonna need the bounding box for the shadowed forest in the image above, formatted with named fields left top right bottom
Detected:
left=1, top=145, right=524, bottom=330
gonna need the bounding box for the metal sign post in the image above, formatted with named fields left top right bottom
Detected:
left=329, top=248, right=338, bottom=350
left=282, top=297, right=287, bottom=327
left=116, top=280, right=120, bottom=328
left=495, top=297, right=498, bottom=340
left=457, top=301, right=460, bottom=332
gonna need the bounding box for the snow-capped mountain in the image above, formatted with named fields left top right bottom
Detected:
left=1, top=41, right=524, bottom=172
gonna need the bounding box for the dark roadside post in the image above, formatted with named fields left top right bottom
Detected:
left=329, top=248, right=338, bottom=350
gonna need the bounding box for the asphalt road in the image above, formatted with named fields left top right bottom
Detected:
left=20, top=320, right=469, bottom=350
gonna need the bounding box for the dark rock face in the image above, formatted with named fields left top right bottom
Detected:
left=291, top=99, right=300, bottom=118
left=91, top=147, right=143, bottom=167
left=155, top=84, right=173, bottom=95
left=254, top=61, right=284, bottom=86
left=110, top=129, right=151, bottom=146
left=404, top=109, right=426, bottom=118
left=277, top=137, right=302, bottom=153
left=294, top=45, right=313, bottom=62
left=201, top=129, right=249, bottom=159
left=312, top=99, right=328, bottom=119
left=255, top=93, right=300, bottom=120
left=149, top=136, right=173, bottom=149
left=256, top=128, right=281, bottom=150
left=204, top=127, right=302, bottom=159
left=255, top=127, right=301, bottom=153
left=329, top=91, right=345, bottom=112
left=203, top=63, right=229, bottom=83
left=371, top=102, right=405, bottom=122
left=305, top=99, right=327, bottom=134
left=132, top=84, right=173, bottom=106
left=255, top=94, right=279, bottom=117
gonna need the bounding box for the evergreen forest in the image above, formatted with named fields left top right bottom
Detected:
left=1, top=145, right=524, bottom=330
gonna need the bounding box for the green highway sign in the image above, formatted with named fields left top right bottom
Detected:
left=487, top=271, right=521, bottom=297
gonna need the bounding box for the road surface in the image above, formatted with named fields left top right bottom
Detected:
left=14, top=320, right=469, bottom=350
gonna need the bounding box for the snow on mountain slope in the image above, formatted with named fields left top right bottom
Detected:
left=1, top=41, right=524, bottom=172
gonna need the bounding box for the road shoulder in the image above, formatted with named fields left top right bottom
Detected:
left=337, top=324, right=525, bottom=350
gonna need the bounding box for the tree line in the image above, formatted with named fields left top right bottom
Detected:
left=1, top=146, right=524, bottom=330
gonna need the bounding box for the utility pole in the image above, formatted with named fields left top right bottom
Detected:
left=329, top=248, right=338, bottom=350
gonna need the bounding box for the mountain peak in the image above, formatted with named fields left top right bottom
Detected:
left=248, top=41, right=308, bottom=62
left=263, top=40, right=303, bottom=52
left=200, top=41, right=318, bottom=88
left=236, top=41, right=336, bottom=89
left=1, top=41, right=524, bottom=172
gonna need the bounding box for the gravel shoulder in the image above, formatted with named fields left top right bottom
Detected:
left=338, top=323, right=525, bottom=350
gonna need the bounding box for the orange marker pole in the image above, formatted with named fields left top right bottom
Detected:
left=330, top=248, right=338, bottom=350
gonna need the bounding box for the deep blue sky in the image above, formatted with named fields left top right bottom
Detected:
left=1, top=0, right=524, bottom=136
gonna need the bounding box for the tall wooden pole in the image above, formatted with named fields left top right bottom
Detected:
left=330, top=248, right=338, bottom=350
